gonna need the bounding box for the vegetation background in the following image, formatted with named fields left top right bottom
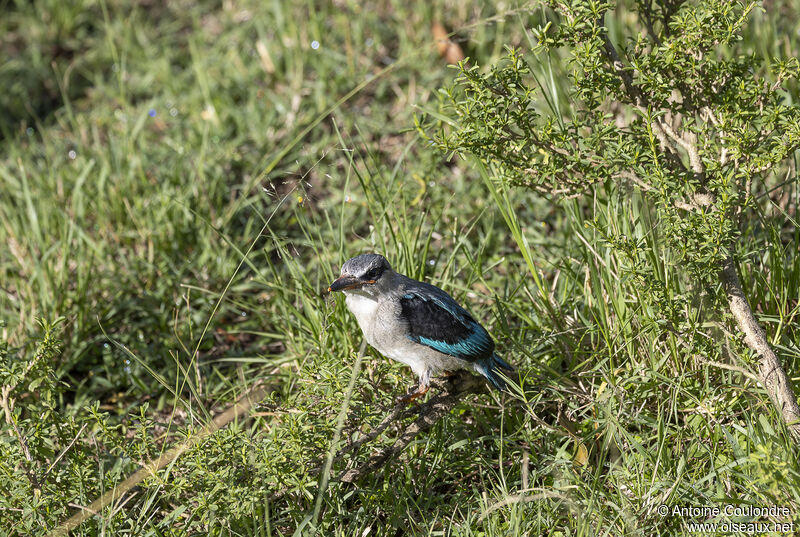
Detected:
left=1, top=0, right=800, bottom=535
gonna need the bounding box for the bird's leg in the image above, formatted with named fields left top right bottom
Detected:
left=397, top=383, right=429, bottom=404
left=398, top=371, right=431, bottom=404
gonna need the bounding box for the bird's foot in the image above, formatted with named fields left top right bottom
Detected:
left=397, top=384, right=429, bottom=405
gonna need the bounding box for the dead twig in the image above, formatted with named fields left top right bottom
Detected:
left=264, top=371, right=495, bottom=508
left=720, top=257, right=800, bottom=436
left=339, top=373, right=488, bottom=483
left=44, top=424, right=88, bottom=479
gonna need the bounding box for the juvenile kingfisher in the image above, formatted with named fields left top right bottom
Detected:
left=328, top=253, right=514, bottom=402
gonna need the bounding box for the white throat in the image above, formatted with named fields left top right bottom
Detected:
left=344, top=291, right=380, bottom=344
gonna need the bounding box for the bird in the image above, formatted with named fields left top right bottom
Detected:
left=327, top=253, right=514, bottom=402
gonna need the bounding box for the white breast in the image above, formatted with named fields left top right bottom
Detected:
left=344, top=292, right=380, bottom=344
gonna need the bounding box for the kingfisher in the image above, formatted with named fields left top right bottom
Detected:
left=327, top=253, right=514, bottom=402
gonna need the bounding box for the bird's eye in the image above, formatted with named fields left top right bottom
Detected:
left=365, top=267, right=381, bottom=280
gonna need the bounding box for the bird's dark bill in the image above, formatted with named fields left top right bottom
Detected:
left=328, top=275, right=366, bottom=292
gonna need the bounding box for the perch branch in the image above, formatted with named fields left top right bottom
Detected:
left=339, top=373, right=488, bottom=483
left=264, top=371, right=493, bottom=508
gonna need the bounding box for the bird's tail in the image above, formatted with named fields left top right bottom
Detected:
left=477, top=353, right=515, bottom=391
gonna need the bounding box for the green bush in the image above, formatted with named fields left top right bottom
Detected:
left=427, top=0, right=800, bottom=434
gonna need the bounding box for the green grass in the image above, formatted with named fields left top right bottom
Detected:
left=2, top=1, right=800, bottom=535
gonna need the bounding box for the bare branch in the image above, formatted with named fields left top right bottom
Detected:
left=698, top=358, right=760, bottom=384
left=339, top=373, right=489, bottom=483
left=600, top=23, right=709, bottom=180
left=719, top=256, right=800, bottom=437
left=658, top=120, right=704, bottom=175
left=615, top=170, right=653, bottom=191
left=614, top=171, right=712, bottom=211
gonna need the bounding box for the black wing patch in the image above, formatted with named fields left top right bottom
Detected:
left=399, top=290, right=494, bottom=362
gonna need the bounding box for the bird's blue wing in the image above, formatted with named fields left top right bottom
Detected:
left=399, top=285, right=494, bottom=363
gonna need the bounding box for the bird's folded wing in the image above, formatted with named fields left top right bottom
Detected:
left=399, top=289, right=494, bottom=362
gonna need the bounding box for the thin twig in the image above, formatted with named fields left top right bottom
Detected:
left=44, top=424, right=88, bottom=478
left=658, top=120, right=703, bottom=175
left=1, top=351, right=50, bottom=492
left=478, top=489, right=568, bottom=523
left=266, top=372, right=494, bottom=507
left=339, top=374, right=488, bottom=483
left=698, top=359, right=760, bottom=384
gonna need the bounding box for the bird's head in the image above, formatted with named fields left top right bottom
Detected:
left=328, top=253, right=392, bottom=294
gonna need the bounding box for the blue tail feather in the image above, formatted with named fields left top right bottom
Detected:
left=477, top=353, right=515, bottom=391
